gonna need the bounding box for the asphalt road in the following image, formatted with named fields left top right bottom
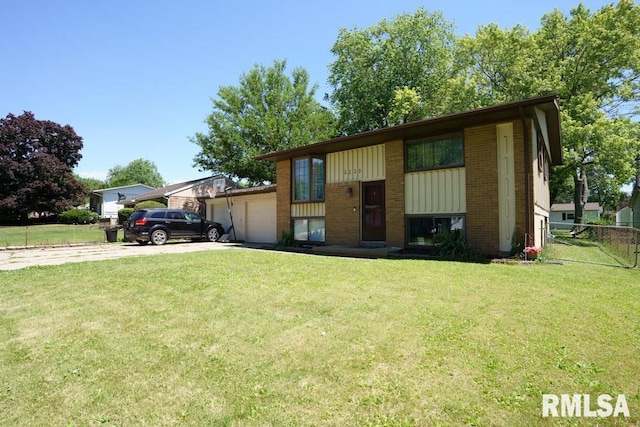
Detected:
left=0, top=241, right=233, bottom=271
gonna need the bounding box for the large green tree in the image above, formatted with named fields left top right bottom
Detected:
left=328, top=8, right=456, bottom=134
left=76, top=176, right=105, bottom=192
left=0, top=112, right=87, bottom=223
left=455, top=1, right=640, bottom=220
left=192, top=60, right=335, bottom=185
left=106, top=158, right=165, bottom=188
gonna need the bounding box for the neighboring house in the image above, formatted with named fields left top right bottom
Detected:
left=122, top=175, right=237, bottom=213
left=629, top=177, right=640, bottom=229
left=207, top=184, right=277, bottom=244
left=122, top=175, right=278, bottom=243
left=616, top=206, right=633, bottom=227
left=550, top=202, right=602, bottom=229
left=90, top=184, right=155, bottom=220
left=256, top=95, right=563, bottom=257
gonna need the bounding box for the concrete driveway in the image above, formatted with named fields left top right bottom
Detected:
left=0, top=241, right=234, bottom=271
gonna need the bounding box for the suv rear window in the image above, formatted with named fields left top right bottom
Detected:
left=129, top=211, right=146, bottom=220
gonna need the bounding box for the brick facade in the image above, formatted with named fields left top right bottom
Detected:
left=168, top=196, right=199, bottom=211
left=464, top=124, right=500, bottom=254
left=261, top=97, right=560, bottom=256
left=276, top=160, right=291, bottom=239
left=384, top=139, right=405, bottom=247
left=464, top=119, right=530, bottom=256
left=325, top=182, right=361, bottom=245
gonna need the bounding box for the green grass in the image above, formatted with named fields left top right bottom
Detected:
left=0, top=248, right=638, bottom=426
left=549, top=229, right=639, bottom=267
left=0, top=224, right=107, bottom=247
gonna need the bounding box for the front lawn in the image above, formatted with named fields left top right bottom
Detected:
left=0, top=224, right=106, bottom=247
left=0, top=248, right=638, bottom=425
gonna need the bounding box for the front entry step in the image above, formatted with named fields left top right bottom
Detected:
left=359, top=241, right=386, bottom=248
left=313, top=245, right=400, bottom=259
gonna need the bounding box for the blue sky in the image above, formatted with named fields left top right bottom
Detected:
left=1, top=0, right=616, bottom=185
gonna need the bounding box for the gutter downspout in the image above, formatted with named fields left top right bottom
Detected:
left=519, top=106, right=532, bottom=247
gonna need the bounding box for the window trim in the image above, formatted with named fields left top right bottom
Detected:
left=405, top=132, right=465, bottom=172
left=292, top=156, right=325, bottom=203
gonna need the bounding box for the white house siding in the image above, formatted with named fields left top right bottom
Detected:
left=95, top=184, right=155, bottom=219
left=247, top=198, right=277, bottom=243
left=550, top=203, right=602, bottom=229
left=616, top=207, right=632, bottom=227
left=404, top=168, right=466, bottom=214
left=532, top=122, right=552, bottom=247
left=101, top=196, right=123, bottom=219
left=326, top=144, right=385, bottom=183
left=207, top=191, right=277, bottom=243
left=534, top=207, right=550, bottom=247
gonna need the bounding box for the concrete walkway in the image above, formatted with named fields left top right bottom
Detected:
left=0, top=241, right=233, bottom=271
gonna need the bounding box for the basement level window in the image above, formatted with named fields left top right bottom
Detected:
left=407, top=215, right=465, bottom=246
left=293, top=218, right=325, bottom=242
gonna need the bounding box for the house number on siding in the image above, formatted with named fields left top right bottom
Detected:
left=343, top=169, right=362, bottom=176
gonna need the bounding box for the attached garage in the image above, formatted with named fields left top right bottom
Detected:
left=207, top=185, right=277, bottom=244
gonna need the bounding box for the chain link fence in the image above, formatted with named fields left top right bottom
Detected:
left=548, top=222, right=639, bottom=268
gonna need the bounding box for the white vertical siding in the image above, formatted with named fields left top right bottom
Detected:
left=497, top=123, right=516, bottom=252
left=405, top=167, right=466, bottom=214
left=291, top=203, right=326, bottom=217
left=327, top=144, right=385, bottom=183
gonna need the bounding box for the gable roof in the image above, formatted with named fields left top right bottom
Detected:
left=92, top=183, right=155, bottom=194
left=551, top=202, right=601, bottom=212
left=123, top=175, right=236, bottom=204
left=256, top=95, right=562, bottom=165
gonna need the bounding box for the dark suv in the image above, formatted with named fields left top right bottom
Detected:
left=124, top=208, right=225, bottom=245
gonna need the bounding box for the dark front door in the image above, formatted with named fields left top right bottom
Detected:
left=362, top=181, right=386, bottom=241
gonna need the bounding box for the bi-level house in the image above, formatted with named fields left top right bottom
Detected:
left=256, top=95, right=563, bottom=257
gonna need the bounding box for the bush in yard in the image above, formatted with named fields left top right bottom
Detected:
left=134, top=200, right=166, bottom=210
left=276, top=229, right=300, bottom=249
left=437, top=231, right=470, bottom=259
left=58, top=209, right=99, bottom=224
left=118, top=208, right=135, bottom=225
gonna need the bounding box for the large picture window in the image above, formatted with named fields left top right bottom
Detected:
left=407, top=215, right=465, bottom=246
left=406, top=134, right=464, bottom=171
left=293, top=218, right=325, bottom=242
left=293, top=157, right=324, bottom=202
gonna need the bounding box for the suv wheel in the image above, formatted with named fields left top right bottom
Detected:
left=207, top=227, right=220, bottom=242
left=151, top=229, right=168, bottom=245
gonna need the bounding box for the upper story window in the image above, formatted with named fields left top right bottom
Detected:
left=406, top=133, right=464, bottom=171
left=293, top=156, right=324, bottom=202
left=537, top=132, right=549, bottom=182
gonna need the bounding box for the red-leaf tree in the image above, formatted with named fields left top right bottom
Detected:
left=0, top=112, right=87, bottom=223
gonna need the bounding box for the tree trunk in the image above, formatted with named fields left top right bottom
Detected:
left=19, top=211, right=29, bottom=226
left=573, top=173, right=584, bottom=225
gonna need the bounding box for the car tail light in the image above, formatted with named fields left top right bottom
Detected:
left=134, top=218, right=148, bottom=226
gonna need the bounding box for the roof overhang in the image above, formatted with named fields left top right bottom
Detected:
left=255, top=95, right=563, bottom=165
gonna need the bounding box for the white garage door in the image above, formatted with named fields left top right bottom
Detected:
left=212, top=203, right=232, bottom=233
left=246, top=198, right=277, bottom=243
